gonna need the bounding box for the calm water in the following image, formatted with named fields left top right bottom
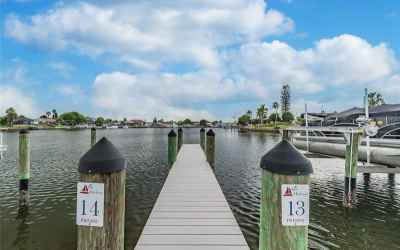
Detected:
left=0, top=129, right=399, bottom=250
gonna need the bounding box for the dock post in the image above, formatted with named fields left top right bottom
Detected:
left=344, top=132, right=361, bottom=207
left=200, top=128, right=206, bottom=151
left=18, top=129, right=30, bottom=207
left=206, top=129, right=215, bottom=167
left=77, top=137, right=126, bottom=250
left=168, top=130, right=177, bottom=166
left=91, top=128, right=96, bottom=147
left=282, top=129, right=289, bottom=141
left=177, top=127, right=183, bottom=151
left=259, top=140, right=313, bottom=250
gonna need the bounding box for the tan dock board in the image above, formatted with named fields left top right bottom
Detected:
left=135, top=144, right=250, bottom=250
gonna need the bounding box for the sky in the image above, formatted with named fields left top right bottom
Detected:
left=0, top=0, right=399, bottom=121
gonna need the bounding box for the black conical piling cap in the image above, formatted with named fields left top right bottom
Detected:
left=168, top=130, right=177, bottom=137
left=200, top=128, right=205, bottom=132
left=178, top=127, right=183, bottom=132
left=79, top=137, right=126, bottom=174
left=260, top=140, right=313, bottom=175
left=19, top=129, right=29, bottom=134
left=207, top=129, right=215, bottom=136
left=91, top=127, right=96, bottom=131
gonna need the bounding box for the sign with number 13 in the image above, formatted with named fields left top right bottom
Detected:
left=281, top=184, right=309, bottom=226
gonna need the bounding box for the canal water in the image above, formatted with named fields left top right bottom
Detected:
left=0, top=128, right=399, bottom=250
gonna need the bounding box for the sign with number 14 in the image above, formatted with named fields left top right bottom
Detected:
left=281, top=184, right=309, bottom=226
left=76, top=182, right=104, bottom=227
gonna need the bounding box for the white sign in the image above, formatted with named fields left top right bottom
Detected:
left=281, top=184, right=309, bottom=226
left=76, top=182, right=104, bottom=227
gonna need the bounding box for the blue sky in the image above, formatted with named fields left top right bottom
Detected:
left=1, top=0, right=399, bottom=121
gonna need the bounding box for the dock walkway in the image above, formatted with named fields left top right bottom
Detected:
left=135, top=144, right=249, bottom=250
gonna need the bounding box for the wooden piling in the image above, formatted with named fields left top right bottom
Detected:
left=168, top=130, right=177, bottom=167
left=259, top=140, right=313, bottom=250
left=344, top=132, right=361, bottom=207
left=206, top=129, right=215, bottom=167
left=200, top=128, right=206, bottom=151
left=282, top=129, right=289, bottom=141
left=91, top=128, right=96, bottom=147
left=177, top=127, right=183, bottom=152
left=77, top=137, right=126, bottom=250
left=18, top=129, right=30, bottom=207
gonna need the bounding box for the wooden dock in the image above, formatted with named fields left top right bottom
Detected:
left=135, top=144, right=250, bottom=250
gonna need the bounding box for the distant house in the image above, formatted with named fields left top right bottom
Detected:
left=300, top=112, right=334, bottom=126
left=14, top=117, right=34, bottom=125
left=39, top=117, right=57, bottom=125
left=127, top=119, right=146, bottom=127
left=326, top=104, right=400, bottom=125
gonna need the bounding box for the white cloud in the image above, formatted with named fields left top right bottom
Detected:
left=4, top=1, right=400, bottom=119
left=226, top=34, right=398, bottom=95
left=92, top=71, right=267, bottom=120
left=5, top=1, right=293, bottom=70
left=55, top=84, right=82, bottom=96
left=49, top=62, right=75, bottom=78
left=91, top=34, right=399, bottom=119
left=0, top=85, right=39, bottom=117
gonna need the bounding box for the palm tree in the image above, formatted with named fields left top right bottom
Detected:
left=273, top=102, right=279, bottom=128
left=257, top=104, right=268, bottom=126
left=246, top=110, right=253, bottom=126
left=368, top=92, right=385, bottom=107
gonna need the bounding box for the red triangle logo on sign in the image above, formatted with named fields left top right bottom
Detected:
left=80, top=185, right=89, bottom=194
left=283, top=187, right=292, bottom=197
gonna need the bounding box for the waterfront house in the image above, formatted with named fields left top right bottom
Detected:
left=326, top=104, right=400, bottom=125
left=14, top=117, right=35, bottom=126
left=127, top=119, right=146, bottom=127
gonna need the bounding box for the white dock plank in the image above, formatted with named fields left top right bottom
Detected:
left=134, top=144, right=250, bottom=250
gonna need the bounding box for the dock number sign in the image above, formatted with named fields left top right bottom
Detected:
left=76, top=182, right=104, bottom=227
left=281, top=184, right=309, bottom=226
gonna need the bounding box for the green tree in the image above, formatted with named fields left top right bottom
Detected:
left=238, top=114, right=251, bottom=125
left=281, top=84, right=291, bottom=113
left=269, top=113, right=281, bottom=123
left=200, top=119, right=208, bottom=127
left=5, top=107, right=18, bottom=127
left=52, top=109, right=58, bottom=119
left=183, top=118, right=192, bottom=125
left=368, top=92, right=385, bottom=107
left=0, top=116, right=8, bottom=126
left=282, top=112, right=294, bottom=122
left=59, top=112, right=87, bottom=125
left=95, top=117, right=105, bottom=126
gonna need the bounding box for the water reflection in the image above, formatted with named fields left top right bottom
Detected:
left=0, top=128, right=399, bottom=249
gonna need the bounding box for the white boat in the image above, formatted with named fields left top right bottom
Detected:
left=106, top=125, right=119, bottom=129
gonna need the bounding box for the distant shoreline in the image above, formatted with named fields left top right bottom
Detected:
left=0, top=126, right=219, bottom=132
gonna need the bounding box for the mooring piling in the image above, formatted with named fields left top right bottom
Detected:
left=91, top=128, right=96, bottom=147
left=77, top=137, right=126, bottom=250
left=200, top=127, right=206, bottom=151
left=177, top=127, right=183, bottom=152
left=206, top=129, right=215, bottom=167
left=259, top=140, right=313, bottom=250
left=168, top=130, right=177, bottom=166
left=344, top=132, right=361, bottom=207
left=18, top=129, right=30, bottom=207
